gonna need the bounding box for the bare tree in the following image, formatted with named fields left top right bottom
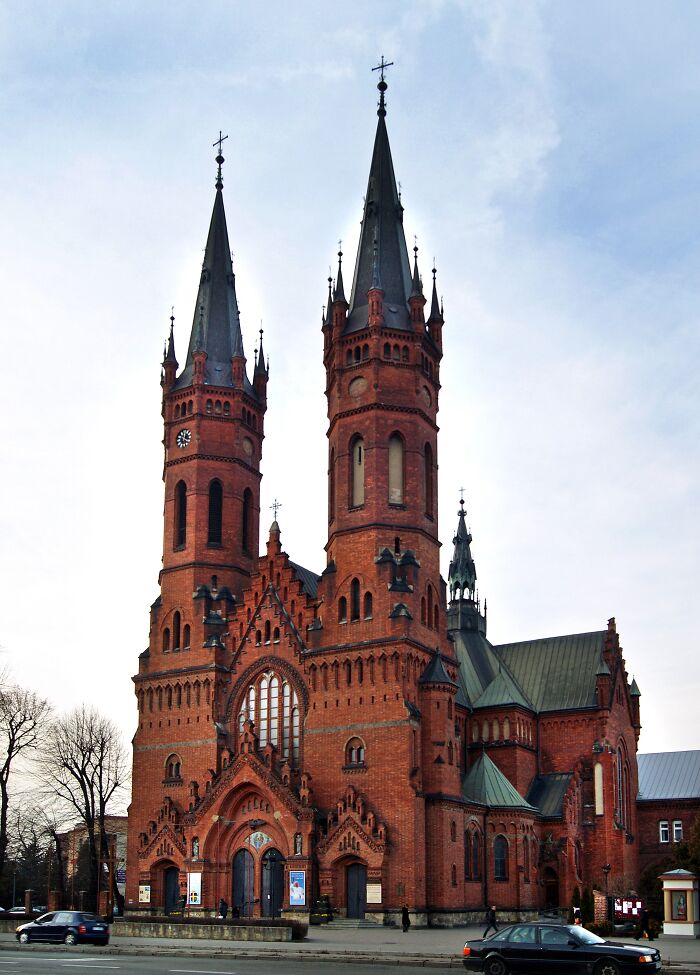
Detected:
left=36, top=706, right=129, bottom=911
left=0, top=685, right=52, bottom=880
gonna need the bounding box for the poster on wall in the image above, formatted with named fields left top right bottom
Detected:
left=671, top=891, right=688, bottom=921
left=138, top=885, right=151, bottom=904
left=289, top=870, right=306, bottom=906
left=187, top=872, right=202, bottom=907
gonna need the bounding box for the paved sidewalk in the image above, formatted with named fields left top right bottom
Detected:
left=1, top=924, right=700, bottom=970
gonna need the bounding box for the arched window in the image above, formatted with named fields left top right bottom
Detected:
left=363, top=591, right=373, bottom=619
left=494, top=835, right=508, bottom=880
left=427, top=586, right=434, bottom=629
left=493, top=719, right=500, bottom=741
left=448, top=741, right=454, bottom=765
left=388, top=433, right=404, bottom=504
left=351, top=436, right=365, bottom=507
left=173, top=612, right=181, bottom=650
left=163, top=628, right=170, bottom=653
left=421, top=597, right=426, bottom=624
left=450, top=821, right=456, bottom=842
left=344, top=661, right=352, bottom=686
left=242, top=488, right=252, bottom=553
left=345, top=737, right=365, bottom=766
left=354, top=346, right=361, bottom=363
left=183, top=624, right=190, bottom=649
left=401, top=345, right=409, bottom=362
left=174, top=480, right=187, bottom=548
left=350, top=578, right=361, bottom=621
left=264, top=620, right=271, bottom=644
left=208, top=480, right=223, bottom=545
left=165, top=754, right=182, bottom=780
left=383, top=343, right=391, bottom=358
left=329, top=448, right=335, bottom=522
left=346, top=349, right=353, bottom=366
left=424, top=443, right=434, bottom=518
left=338, top=597, right=347, bottom=623
left=362, top=344, right=369, bottom=360
left=273, top=627, right=280, bottom=643
left=451, top=864, right=457, bottom=886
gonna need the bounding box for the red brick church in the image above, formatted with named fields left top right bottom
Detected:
left=127, top=76, right=643, bottom=924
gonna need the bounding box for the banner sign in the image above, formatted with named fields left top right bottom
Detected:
left=187, top=872, right=202, bottom=906
left=289, top=869, right=306, bottom=906
left=138, top=884, right=150, bottom=903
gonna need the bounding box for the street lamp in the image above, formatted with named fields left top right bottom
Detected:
left=602, top=863, right=611, bottom=894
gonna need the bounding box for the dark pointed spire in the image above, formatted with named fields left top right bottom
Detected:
left=255, top=326, right=267, bottom=375
left=175, top=138, right=256, bottom=397
left=428, top=264, right=441, bottom=321
left=164, top=309, right=178, bottom=363
left=346, top=64, right=412, bottom=333
left=333, top=246, right=346, bottom=303
left=410, top=242, right=423, bottom=298
left=324, top=275, right=333, bottom=327
left=448, top=497, right=478, bottom=601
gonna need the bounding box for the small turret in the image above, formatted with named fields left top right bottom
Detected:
left=253, top=327, right=269, bottom=401
left=409, top=244, right=426, bottom=330
left=427, top=265, right=443, bottom=349
left=162, top=311, right=178, bottom=391
left=332, top=249, right=348, bottom=333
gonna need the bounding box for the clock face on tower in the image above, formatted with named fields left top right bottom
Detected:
left=176, top=428, right=191, bottom=449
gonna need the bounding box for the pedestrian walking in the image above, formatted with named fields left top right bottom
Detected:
left=401, top=905, right=411, bottom=933
left=636, top=907, right=653, bottom=941
left=573, top=906, right=582, bottom=925
left=218, top=897, right=228, bottom=920
left=483, top=905, right=499, bottom=938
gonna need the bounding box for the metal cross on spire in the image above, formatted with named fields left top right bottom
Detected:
left=271, top=498, right=282, bottom=520
left=372, top=56, right=394, bottom=117
left=459, top=486, right=466, bottom=505
left=213, top=130, right=229, bottom=189
left=372, top=55, right=394, bottom=82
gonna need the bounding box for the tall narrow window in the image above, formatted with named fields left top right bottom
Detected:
left=388, top=434, right=404, bottom=504
left=350, top=578, right=360, bottom=622
left=173, top=612, right=181, bottom=650
left=242, top=488, right=252, bottom=553
left=494, top=835, right=508, bottom=880
left=183, top=624, right=190, bottom=649
left=338, top=597, right=347, bottom=622
left=208, top=480, right=223, bottom=545
left=270, top=676, right=279, bottom=747
left=329, top=448, right=335, bottom=522
left=424, top=443, right=434, bottom=518
left=259, top=676, right=269, bottom=746
left=471, top=831, right=481, bottom=880
left=175, top=480, right=187, bottom=548
left=363, top=591, right=373, bottom=619
left=351, top=436, right=365, bottom=506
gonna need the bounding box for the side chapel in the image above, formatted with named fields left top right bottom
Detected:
left=127, top=74, right=642, bottom=924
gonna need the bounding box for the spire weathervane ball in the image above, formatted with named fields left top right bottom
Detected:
left=213, top=130, right=229, bottom=190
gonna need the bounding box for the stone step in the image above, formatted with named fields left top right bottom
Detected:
left=330, top=918, right=382, bottom=929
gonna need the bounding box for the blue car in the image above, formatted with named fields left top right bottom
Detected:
left=16, top=911, right=109, bottom=946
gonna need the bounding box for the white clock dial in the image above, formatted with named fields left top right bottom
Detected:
left=176, top=428, right=191, bottom=449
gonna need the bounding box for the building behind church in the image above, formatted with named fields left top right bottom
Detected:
left=127, top=77, right=658, bottom=925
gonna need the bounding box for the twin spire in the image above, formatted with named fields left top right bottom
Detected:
left=168, top=137, right=266, bottom=398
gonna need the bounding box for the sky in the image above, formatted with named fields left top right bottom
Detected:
left=0, top=0, right=698, bottom=768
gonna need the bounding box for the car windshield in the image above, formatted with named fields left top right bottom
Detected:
left=574, top=927, right=606, bottom=945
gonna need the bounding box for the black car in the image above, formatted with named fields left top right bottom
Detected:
left=16, top=911, right=110, bottom=946
left=463, top=922, right=661, bottom=975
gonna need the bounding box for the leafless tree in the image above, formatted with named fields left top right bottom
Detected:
left=36, top=706, right=129, bottom=911
left=0, top=684, right=52, bottom=880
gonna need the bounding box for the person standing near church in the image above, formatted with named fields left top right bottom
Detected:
left=483, top=905, right=499, bottom=938
left=218, top=897, right=228, bottom=920
left=401, top=905, right=410, bottom=932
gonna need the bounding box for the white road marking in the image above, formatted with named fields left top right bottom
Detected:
left=168, top=971, right=238, bottom=974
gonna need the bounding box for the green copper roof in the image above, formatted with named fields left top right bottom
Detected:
left=526, top=773, right=572, bottom=818
left=494, top=631, right=606, bottom=712
left=472, top=667, right=533, bottom=710
left=462, top=752, right=535, bottom=811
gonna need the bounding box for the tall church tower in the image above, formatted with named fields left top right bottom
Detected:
left=128, top=145, right=268, bottom=912
left=320, top=68, right=445, bottom=647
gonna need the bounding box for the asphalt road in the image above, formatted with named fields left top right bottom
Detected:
left=0, top=951, right=437, bottom=975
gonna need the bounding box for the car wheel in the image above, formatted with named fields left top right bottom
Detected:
left=484, top=955, right=508, bottom=975
left=18, top=932, right=29, bottom=945
left=595, top=960, right=621, bottom=975
left=64, top=932, right=78, bottom=946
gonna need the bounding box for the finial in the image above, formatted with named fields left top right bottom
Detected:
left=213, top=130, right=229, bottom=190
left=170, top=305, right=175, bottom=328
left=271, top=498, right=282, bottom=520
left=372, top=56, right=394, bottom=117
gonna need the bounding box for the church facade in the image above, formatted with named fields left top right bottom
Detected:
left=127, top=78, right=642, bottom=924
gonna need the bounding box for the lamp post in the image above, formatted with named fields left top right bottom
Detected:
left=602, top=863, right=611, bottom=894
